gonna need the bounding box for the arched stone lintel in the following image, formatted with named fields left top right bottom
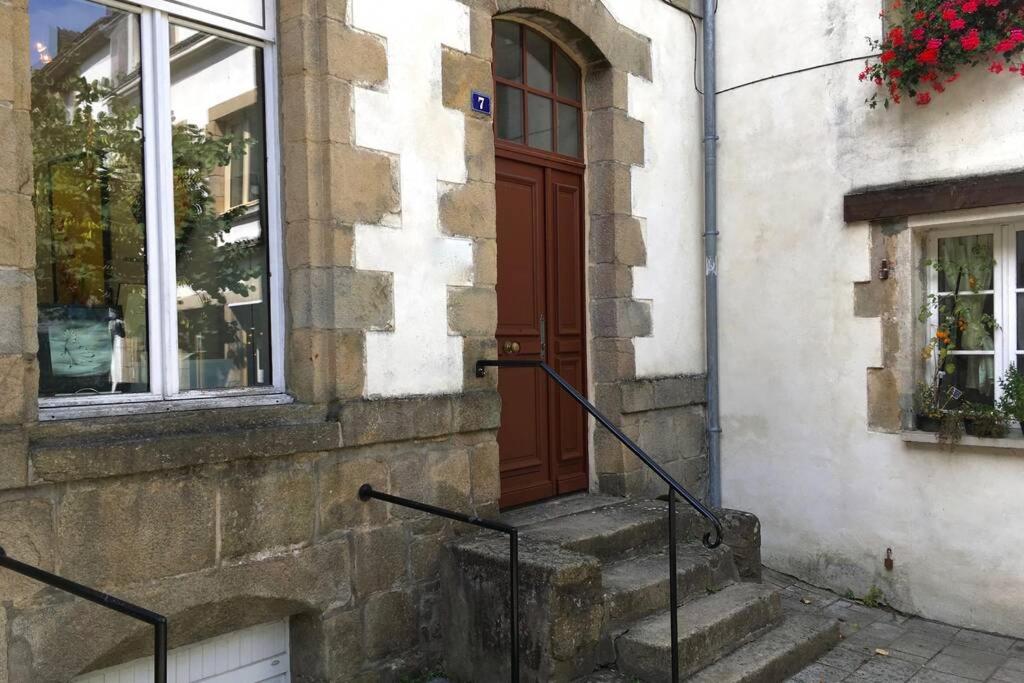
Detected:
left=489, top=0, right=652, bottom=80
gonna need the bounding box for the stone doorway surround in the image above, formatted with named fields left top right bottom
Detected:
left=453, top=0, right=703, bottom=498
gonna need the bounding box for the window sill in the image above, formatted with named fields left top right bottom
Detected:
left=28, top=401, right=341, bottom=484
left=901, top=430, right=1024, bottom=451
left=38, top=391, right=293, bottom=422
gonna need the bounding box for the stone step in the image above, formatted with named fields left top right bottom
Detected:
left=515, top=498, right=671, bottom=560
left=615, top=582, right=783, bottom=683
left=602, top=543, right=737, bottom=628
left=688, top=613, right=840, bottom=683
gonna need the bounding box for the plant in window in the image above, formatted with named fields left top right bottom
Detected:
left=963, top=402, right=1009, bottom=437
left=997, top=364, right=1024, bottom=434
left=915, top=242, right=997, bottom=442
left=860, top=0, right=1024, bottom=108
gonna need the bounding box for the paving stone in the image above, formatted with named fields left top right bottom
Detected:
left=908, top=670, right=975, bottom=682
left=993, top=667, right=1024, bottom=683
left=891, top=630, right=955, bottom=659
left=905, top=618, right=961, bottom=640
left=838, top=621, right=906, bottom=655
left=816, top=645, right=871, bottom=672
left=787, top=663, right=848, bottom=682
left=925, top=644, right=1006, bottom=680
left=951, top=629, right=1017, bottom=653
left=889, top=650, right=931, bottom=666
left=845, top=655, right=920, bottom=682
left=1005, top=657, right=1024, bottom=672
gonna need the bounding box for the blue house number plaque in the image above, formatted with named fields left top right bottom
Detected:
left=471, top=91, right=492, bottom=115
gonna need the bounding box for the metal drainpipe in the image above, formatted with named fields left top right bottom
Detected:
left=702, top=0, right=722, bottom=508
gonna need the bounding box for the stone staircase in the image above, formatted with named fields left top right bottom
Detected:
left=441, top=494, right=839, bottom=682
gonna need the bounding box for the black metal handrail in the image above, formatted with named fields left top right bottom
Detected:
left=0, top=545, right=168, bottom=682
left=358, top=484, right=520, bottom=682
left=476, top=358, right=724, bottom=683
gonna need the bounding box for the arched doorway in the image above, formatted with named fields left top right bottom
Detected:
left=493, top=19, right=589, bottom=508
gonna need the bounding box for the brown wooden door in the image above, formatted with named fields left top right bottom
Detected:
left=496, top=155, right=588, bottom=508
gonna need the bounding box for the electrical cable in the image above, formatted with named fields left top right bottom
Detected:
left=715, top=53, right=880, bottom=95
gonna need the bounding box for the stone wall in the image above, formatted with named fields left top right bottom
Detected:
left=0, top=0, right=711, bottom=678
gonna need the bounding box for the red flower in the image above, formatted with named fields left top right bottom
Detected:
left=912, top=27, right=927, bottom=41
left=950, top=18, right=966, bottom=29
left=882, top=49, right=898, bottom=63
left=961, top=29, right=981, bottom=50
left=996, top=38, right=1016, bottom=51
left=927, top=38, right=944, bottom=49
left=918, top=48, right=940, bottom=63
left=932, top=81, right=946, bottom=92
left=1011, top=28, right=1024, bottom=42
left=889, top=68, right=904, bottom=78
left=889, top=27, right=906, bottom=46
left=946, top=72, right=961, bottom=82
left=917, top=91, right=933, bottom=105
left=989, top=60, right=1005, bottom=72
left=915, top=10, right=927, bottom=19
left=942, top=7, right=959, bottom=20
left=962, top=0, right=979, bottom=12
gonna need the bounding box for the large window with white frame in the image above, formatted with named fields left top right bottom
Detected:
left=29, top=0, right=284, bottom=416
left=923, top=223, right=1024, bottom=407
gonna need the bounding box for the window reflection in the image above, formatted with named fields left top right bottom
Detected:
left=170, top=26, right=271, bottom=391
left=30, top=0, right=149, bottom=397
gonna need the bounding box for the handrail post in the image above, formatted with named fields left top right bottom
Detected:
left=358, top=485, right=520, bottom=681
left=509, top=528, right=519, bottom=683
left=668, top=488, right=679, bottom=683
left=154, top=617, right=168, bottom=683
left=0, top=545, right=168, bottom=683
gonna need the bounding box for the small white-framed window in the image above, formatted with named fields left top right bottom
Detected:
left=923, top=222, right=1024, bottom=406
left=29, top=0, right=286, bottom=419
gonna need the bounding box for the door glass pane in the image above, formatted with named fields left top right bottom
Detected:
left=557, top=103, right=580, bottom=157
left=936, top=233, right=994, bottom=292
left=1017, top=294, right=1024, bottom=352
left=555, top=50, right=581, bottom=100
left=496, top=84, right=523, bottom=143
left=525, top=29, right=552, bottom=91
left=938, top=355, right=995, bottom=406
left=527, top=94, right=553, bottom=151
left=170, top=26, right=271, bottom=391
left=937, top=294, right=994, bottom=351
left=31, top=0, right=150, bottom=397
left=1017, top=231, right=1024, bottom=288
left=494, top=21, right=522, bottom=82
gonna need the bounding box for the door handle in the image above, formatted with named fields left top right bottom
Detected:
left=503, top=341, right=521, bottom=354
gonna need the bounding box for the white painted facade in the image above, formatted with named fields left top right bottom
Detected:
left=716, top=1, right=1024, bottom=637
left=603, top=0, right=708, bottom=379
left=351, top=0, right=476, bottom=397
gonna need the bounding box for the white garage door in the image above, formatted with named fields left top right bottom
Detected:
left=74, top=620, right=290, bottom=683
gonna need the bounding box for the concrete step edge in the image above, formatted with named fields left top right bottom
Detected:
left=687, top=613, right=841, bottom=683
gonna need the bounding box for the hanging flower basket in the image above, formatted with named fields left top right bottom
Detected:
left=860, top=0, right=1024, bottom=108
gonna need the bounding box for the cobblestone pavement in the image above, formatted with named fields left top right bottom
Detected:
left=767, top=569, right=1024, bottom=683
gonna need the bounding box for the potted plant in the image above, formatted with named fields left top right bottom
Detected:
left=963, top=402, right=1009, bottom=438
left=998, top=364, right=1024, bottom=434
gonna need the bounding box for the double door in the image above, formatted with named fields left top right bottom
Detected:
left=495, top=153, right=588, bottom=508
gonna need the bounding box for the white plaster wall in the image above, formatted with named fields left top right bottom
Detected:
left=717, top=0, right=1024, bottom=636
left=602, top=0, right=707, bottom=378
left=350, top=0, right=475, bottom=397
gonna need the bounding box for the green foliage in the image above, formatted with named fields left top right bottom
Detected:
left=862, top=585, right=885, bottom=609
left=998, top=364, right=1024, bottom=422
left=964, top=401, right=1009, bottom=438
